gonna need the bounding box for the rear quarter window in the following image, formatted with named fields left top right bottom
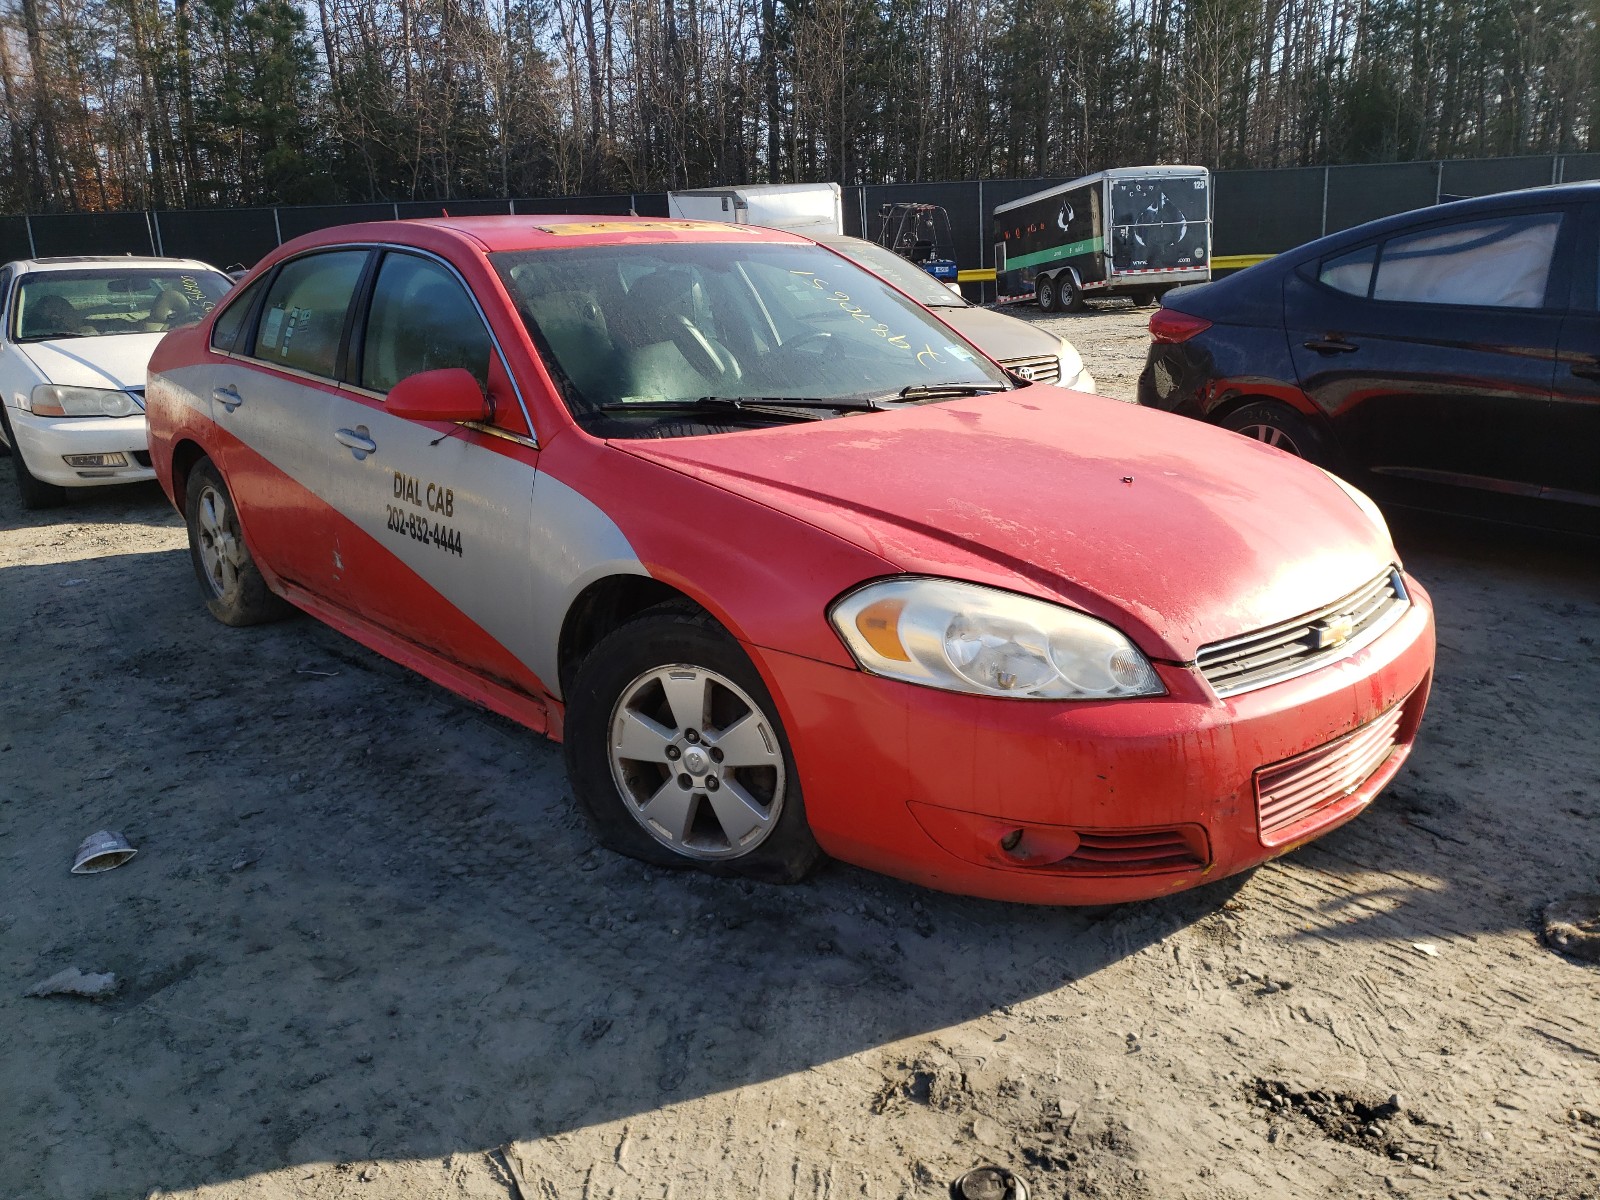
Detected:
left=210, top=276, right=266, bottom=354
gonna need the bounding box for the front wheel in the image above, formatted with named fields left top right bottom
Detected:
left=1035, top=276, right=1058, bottom=313
left=0, top=406, right=67, bottom=509
left=565, top=604, right=822, bottom=884
left=184, top=457, right=293, bottom=626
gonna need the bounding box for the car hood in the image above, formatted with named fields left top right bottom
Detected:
left=934, top=306, right=1065, bottom=365
left=614, top=391, right=1395, bottom=661
left=18, top=333, right=166, bottom=391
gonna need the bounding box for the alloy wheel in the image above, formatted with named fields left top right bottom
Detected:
left=607, top=664, right=786, bottom=860
left=194, top=484, right=244, bottom=599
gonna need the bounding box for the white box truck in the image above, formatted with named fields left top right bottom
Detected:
left=994, top=165, right=1211, bottom=311
left=667, top=183, right=844, bottom=236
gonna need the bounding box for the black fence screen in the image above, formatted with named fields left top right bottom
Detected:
left=0, top=215, right=31, bottom=262
left=1325, top=161, right=1440, bottom=233
left=277, top=203, right=398, bottom=243
left=1214, top=167, right=1324, bottom=255
left=1561, top=154, right=1600, bottom=182
left=1439, top=156, right=1556, bottom=199
left=395, top=199, right=512, bottom=219
left=4, top=153, right=1594, bottom=276
left=155, top=207, right=279, bottom=271
left=29, top=211, right=155, bottom=257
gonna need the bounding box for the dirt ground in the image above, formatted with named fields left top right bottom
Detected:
left=2, top=305, right=1598, bottom=1200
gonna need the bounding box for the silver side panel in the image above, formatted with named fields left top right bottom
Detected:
left=159, top=362, right=646, bottom=699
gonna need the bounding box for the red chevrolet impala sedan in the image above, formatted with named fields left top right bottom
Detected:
left=145, top=216, right=1435, bottom=903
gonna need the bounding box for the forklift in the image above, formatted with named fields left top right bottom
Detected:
left=876, top=202, right=960, bottom=286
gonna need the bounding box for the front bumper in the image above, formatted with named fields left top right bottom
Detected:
left=5, top=407, right=154, bottom=487
left=753, top=577, right=1435, bottom=904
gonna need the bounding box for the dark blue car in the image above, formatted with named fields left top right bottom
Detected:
left=1138, top=183, right=1599, bottom=530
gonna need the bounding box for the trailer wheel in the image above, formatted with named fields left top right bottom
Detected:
left=1059, top=273, right=1086, bottom=313
left=1035, top=276, right=1059, bottom=313
left=1131, top=289, right=1157, bottom=308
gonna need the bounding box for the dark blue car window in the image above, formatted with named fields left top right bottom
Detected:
left=1319, top=245, right=1377, bottom=297
left=1372, top=213, right=1561, bottom=309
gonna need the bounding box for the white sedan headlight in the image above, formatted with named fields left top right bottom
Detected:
left=830, top=578, right=1163, bottom=700
left=1056, top=338, right=1100, bottom=395
left=27, top=385, right=141, bottom=418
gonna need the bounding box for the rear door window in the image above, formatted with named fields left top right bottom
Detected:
left=250, top=251, right=369, bottom=378
left=1371, top=213, right=1562, bottom=308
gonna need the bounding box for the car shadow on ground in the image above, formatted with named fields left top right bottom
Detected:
left=1, top=546, right=1253, bottom=1196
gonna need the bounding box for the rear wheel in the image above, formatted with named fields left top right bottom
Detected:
left=1131, top=289, right=1157, bottom=308
left=1220, top=402, right=1335, bottom=468
left=1059, top=272, right=1086, bottom=312
left=184, top=457, right=293, bottom=626
left=565, top=604, right=823, bottom=884
left=0, top=406, right=67, bottom=509
left=1035, top=275, right=1058, bottom=313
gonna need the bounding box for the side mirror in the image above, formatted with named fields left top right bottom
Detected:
left=385, top=368, right=491, bottom=423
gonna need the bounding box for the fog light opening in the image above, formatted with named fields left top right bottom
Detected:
left=998, top=828, right=1025, bottom=854
left=63, top=452, right=128, bottom=468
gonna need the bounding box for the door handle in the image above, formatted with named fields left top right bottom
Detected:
left=1572, top=363, right=1600, bottom=382
left=334, top=426, right=377, bottom=460
left=1303, top=337, right=1359, bottom=355
left=212, top=385, right=242, bottom=413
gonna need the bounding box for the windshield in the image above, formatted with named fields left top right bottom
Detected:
left=492, top=242, right=1005, bottom=437
left=13, top=268, right=233, bottom=342
left=819, top=237, right=968, bottom=307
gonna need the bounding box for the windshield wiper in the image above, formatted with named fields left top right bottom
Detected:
left=890, top=382, right=1008, bottom=402
left=598, top=396, right=881, bottom=420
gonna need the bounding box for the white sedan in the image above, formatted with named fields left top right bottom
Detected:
left=0, top=255, right=232, bottom=508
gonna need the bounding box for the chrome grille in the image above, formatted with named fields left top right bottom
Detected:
left=1197, top=568, right=1409, bottom=698
left=1255, top=703, right=1405, bottom=843
left=1001, top=353, right=1061, bottom=384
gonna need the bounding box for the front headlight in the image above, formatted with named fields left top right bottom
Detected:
left=1056, top=338, right=1084, bottom=384
left=1322, top=469, right=1390, bottom=540
left=830, top=578, right=1164, bottom=700
left=28, top=385, right=140, bottom=418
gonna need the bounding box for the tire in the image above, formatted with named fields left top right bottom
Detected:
left=1059, top=272, right=1086, bottom=312
left=565, top=603, right=823, bottom=884
left=184, top=457, right=293, bottom=626
left=1035, top=275, right=1058, bottom=313
left=0, top=405, right=68, bottom=509
left=1219, top=401, right=1336, bottom=468
left=1131, top=289, right=1157, bottom=308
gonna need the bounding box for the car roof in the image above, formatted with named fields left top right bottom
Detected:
left=273, top=215, right=813, bottom=260
left=6, top=255, right=223, bottom=274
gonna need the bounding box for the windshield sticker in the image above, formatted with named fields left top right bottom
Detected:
left=260, top=306, right=285, bottom=350
left=944, top=345, right=976, bottom=361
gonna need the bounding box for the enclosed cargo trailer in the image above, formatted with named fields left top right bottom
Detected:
left=994, top=166, right=1211, bottom=310
left=667, top=183, right=844, bottom=236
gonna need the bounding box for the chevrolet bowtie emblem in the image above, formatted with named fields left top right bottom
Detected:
left=1312, top=614, right=1356, bottom=650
